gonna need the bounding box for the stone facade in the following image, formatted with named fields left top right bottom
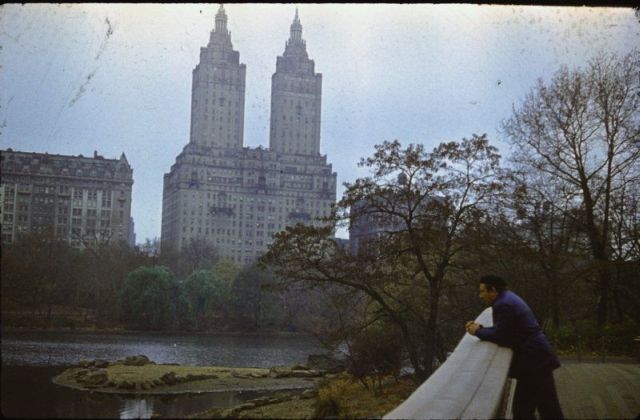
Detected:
left=0, top=149, right=134, bottom=248
left=161, top=6, right=337, bottom=265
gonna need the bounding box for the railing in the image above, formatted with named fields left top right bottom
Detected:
left=385, top=307, right=514, bottom=419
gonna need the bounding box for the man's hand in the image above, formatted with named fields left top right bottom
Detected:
left=465, top=321, right=482, bottom=336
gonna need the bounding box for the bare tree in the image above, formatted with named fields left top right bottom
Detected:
left=503, top=50, right=640, bottom=325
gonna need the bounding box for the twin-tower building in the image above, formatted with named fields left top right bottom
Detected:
left=161, top=6, right=337, bottom=265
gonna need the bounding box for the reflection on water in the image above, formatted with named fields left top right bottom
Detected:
left=1, top=365, right=265, bottom=418
left=121, top=399, right=154, bottom=419
left=1, top=332, right=323, bottom=418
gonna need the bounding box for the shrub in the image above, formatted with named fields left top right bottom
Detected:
left=347, top=323, right=404, bottom=392
left=547, top=318, right=640, bottom=356
left=314, top=376, right=361, bottom=418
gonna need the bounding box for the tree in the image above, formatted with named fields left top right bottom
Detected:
left=230, top=265, right=284, bottom=330
left=1, top=231, right=76, bottom=324
left=118, top=266, right=177, bottom=330
left=482, top=170, right=591, bottom=328
left=183, top=269, right=227, bottom=330
left=212, top=258, right=241, bottom=289
left=181, top=237, right=219, bottom=277
left=503, top=50, right=640, bottom=325
left=263, top=135, right=505, bottom=379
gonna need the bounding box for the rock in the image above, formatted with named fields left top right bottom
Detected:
left=160, top=372, right=178, bottom=385
left=153, top=379, right=163, bottom=386
left=84, top=370, right=108, bottom=387
left=307, top=353, right=346, bottom=373
left=291, top=363, right=309, bottom=371
left=231, top=371, right=250, bottom=379
left=268, top=367, right=292, bottom=378
left=75, top=369, right=90, bottom=380
left=249, top=371, right=267, bottom=378
left=123, top=355, right=153, bottom=366
left=78, top=360, right=91, bottom=368
left=93, top=359, right=109, bottom=368
left=291, top=369, right=321, bottom=378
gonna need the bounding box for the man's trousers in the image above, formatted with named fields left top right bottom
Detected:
left=513, top=369, right=564, bottom=419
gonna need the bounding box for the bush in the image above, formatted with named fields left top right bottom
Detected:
left=347, top=323, right=404, bottom=392
left=314, top=376, right=361, bottom=418
left=547, top=318, right=640, bottom=356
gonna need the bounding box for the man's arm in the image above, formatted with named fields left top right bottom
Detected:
left=473, top=302, right=514, bottom=347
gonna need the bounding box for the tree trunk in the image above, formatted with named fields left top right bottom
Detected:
left=596, top=267, right=610, bottom=326
left=552, top=273, right=560, bottom=329
left=424, top=278, right=441, bottom=376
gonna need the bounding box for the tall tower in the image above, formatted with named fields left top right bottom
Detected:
left=162, top=6, right=337, bottom=265
left=269, top=9, right=322, bottom=156
left=189, top=5, right=246, bottom=149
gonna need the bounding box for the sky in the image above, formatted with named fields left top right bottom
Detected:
left=1, top=4, right=638, bottom=242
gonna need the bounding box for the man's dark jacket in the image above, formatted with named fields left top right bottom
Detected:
left=475, top=290, right=560, bottom=379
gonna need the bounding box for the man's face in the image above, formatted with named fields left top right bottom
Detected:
left=479, top=283, right=498, bottom=305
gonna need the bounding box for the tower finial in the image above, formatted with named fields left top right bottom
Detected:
left=215, top=4, right=228, bottom=34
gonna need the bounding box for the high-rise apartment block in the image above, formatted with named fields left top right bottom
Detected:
left=161, top=6, right=337, bottom=265
left=0, top=149, right=134, bottom=248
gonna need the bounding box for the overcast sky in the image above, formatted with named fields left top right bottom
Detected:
left=1, top=4, right=638, bottom=242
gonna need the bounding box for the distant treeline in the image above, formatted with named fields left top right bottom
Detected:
left=1, top=234, right=332, bottom=333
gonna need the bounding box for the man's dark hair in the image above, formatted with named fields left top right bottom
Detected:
left=480, top=275, right=507, bottom=292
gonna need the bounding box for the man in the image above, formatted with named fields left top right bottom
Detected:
left=465, top=275, right=564, bottom=419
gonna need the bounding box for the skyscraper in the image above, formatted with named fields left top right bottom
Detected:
left=269, top=9, right=322, bottom=156
left=161, top=6, right=337, bottom=265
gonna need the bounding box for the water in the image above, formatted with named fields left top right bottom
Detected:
left=1, top=330, right=321, bottom=367
left=1, top=330, right=324, bottom=418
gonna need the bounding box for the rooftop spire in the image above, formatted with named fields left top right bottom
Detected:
left=289, top=8, right=303, bottom=43
left=215, top=4, right=228, bottom=34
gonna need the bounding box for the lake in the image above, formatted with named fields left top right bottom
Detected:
left=1, top=330, right=324, bottom=418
